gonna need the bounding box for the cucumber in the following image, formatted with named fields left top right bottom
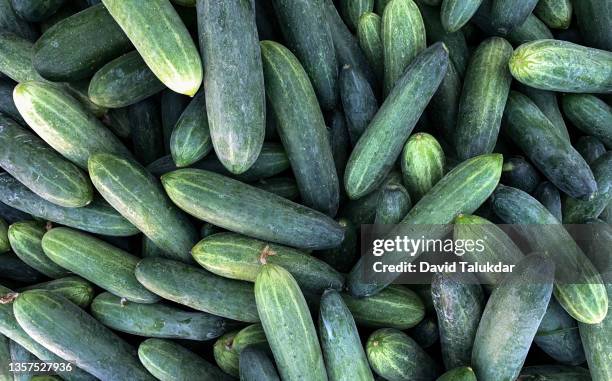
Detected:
left=341, top=0, right=374, bottom=31
left=161, top=169, right=344, bottom=250
left=0, top=335, right=9, bottom=381
left=160, top=89, right=189, bottom=152
left=104, top=107, right=131, bottom=138
left=0, top=116, right=93, bottom=208
left=39, top=2, right=80, bottom=32
left=11, top=0, right=65, bottom=22
left=428, top=61, right=461, bottom=144
left=270, top=0, right=338, bottom=110
left=13, top=81, right=132, bottom=169
left=0, top=201, right=28, bottom=226
left=503, top=91, right=597, bottom=199
left=7, top=221, right=69, bottom=278
left=489, top=0, right=538, bottom=34
left=490, top=185, right=608, bottom=324
left=344, top=43, right=448, bottom=199
left=509, top=40, right=612, bottom=93
left=573, top=0, right=612, bottom=51
left=441, top=0, right=484, bottom=33
left=315, top=218, right=358, bottom=273
left=261, top=40, right=339, bottom=216
left=13, top=290, right=154, bottom=381
left=562, top=94, right=612, bottom=149
left=373, top=181, right=411, bottom=224
left=0, top=31, right=44, bottom=83
left=0, top=173, right=139, bottom=236
left=10, top=340, right=37, bottom=381
left=319, top=290, right=374, bottom=381
left=101, top=0, right=202, bottom=96
left=19, top=276, right=94, bottom=308
left=501, top=156, right=540, bottom=193
left=533, top=182, right=562, bottom=221
left=253, top=177, right=299, bottom=200
left=366, top=328, right=439, bottom=381
left=437, top=367, right=477, bottom=381
left=129, top=98, right=164, bottom=166
left=328, top=110, right=350, bottom=190
left=518, top=85, right=569, bottom=141
left=340, top=171, right=402, bottom=225
left=579, top=282, right=612, bottom=381
left=192, top=232, right=344, bottom=294
left=254, top=0, right=281, bottom=41
left=534, top=0, right=572, bottom=29
left=507, top=13, right=554, bottom=46
left=576, top=136, right=606, bottom=165
left=0, top=218, right=7, bottom=253
left=135, top=257, right=259, bottom=322
left=341, top=285, right=424, bottom=329
left=42, top=227, right=159, bottom=303
left=0, top=81, right=24, bottom=124
left=170, top=91, right=211, bottom=167
left=381, top=0, right=426, bottom=95
left=254, top=264, right=327, bottom=381
left=233, top=324, right=268, bottom=353
left=518, top=365, right=592, bottom=381
left=401, top=132, right=445, bottom=202
left=88, top=153, right=199, bottom=262
left=0, top=253, right=44, bottom=283
left=472, top=254, right=554, bottom=381
left=0, top=0, right=37, bottom=41
left=357, top=12, right=383, bottom=81
left=32, top=4, right=132, bottom=81
left=138, top=338, right=231, bottom=381
left=340, top=64, right=378, bottom=146
left=455, top=37, right=512, bottom=160
left=63, top=80, right=108, bottom=118
left=88, top=51, right=165, bottom=108
left=214, top=331, right=240, bottom=377
left=197, top=0, right=265, bottom=174
left=239, top=347, right=280, bottom=381
left=409, top=315, right=438, bottom=349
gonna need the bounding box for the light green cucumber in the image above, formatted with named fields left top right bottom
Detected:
left=357, top=12, right=383, bottom=81
left=233, top=324, right=269, bottom=353
left=214, top=331, right=240, bottom=377
left=19, top=276, right=94, bottom=308
left=0, top=31, right=44, bottom=82
left=170, top=91, right=212, bottom=168
left=400, top=132, right=445, bottom=201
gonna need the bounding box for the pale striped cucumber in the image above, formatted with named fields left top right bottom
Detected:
left=373, top=181, right=411, bottom=224
left=340, top=64, right=378, bottom=146
left=579, top=283, right=612, bottom=381
left=19, top=276, right=94, bottom=308
left=400, top=132, right=445, bottom=202
left=214, top=331, right=240, bottom=377
left=101, top=0, right=202, bottom=96
left=0, top=31, right=44, bottom=83
left=233, top=324, right=268, bottom=353
left=341, top=0, right=374, bottom=31
left=490, top=0, right=538, bottom=34
left=534, top=0, right=572, bottom=29
left=170, top=91, right=211, bottom=167
left=562, top=94, right=612, bottom=149
left=441, top=0, right=484, bottom=33
left=357, top=12, right=383, bottom=81
left=239, top=347, right=280, bottom=381
left=129, top=98, right=164, bottom=166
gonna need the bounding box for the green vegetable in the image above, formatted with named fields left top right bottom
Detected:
left=239, top=347, right=280, bottom=381
left=501, top=156, right=540, bottom=194
left=129, top=98, right=164, bottom=165
left=518, top=365, right=592, bottom=381
left=518, top=84, right=569, bottom=141
left=573, top=0, right=612, bottom=51
left=340, top=64, right=378, bottom=146
left=0, top=31, right=43, bottom=82
left=19, top=276, right=94, bottom=308
left=0, top=218, right=8, bottom=254
left=214, top=331, right=240, bottom=377
left=401, top=132, right=445, bottom=201
left=437, top=367, right=477, bottom=381
left=534, top=0, right=572, bottom=29
left=564, top=152, right=612, bottom=223
left=233, top=324, right=268, bottom=353
left=490, top=0, right=538, bottom=34
left=357, top=12, right=383, bottom=81
left=10, top=339, right=37, bottom=381
left=562, top=94, right=612, bottom=149
left=10, top=0, right=65, bottom=22
left=577, top=136, right=607, bottom=165
left=0, top=253, right=42, bottom=283
left=0, top=81, right=24, bottom=124
left=0, top=334, right=10, bottom=381
left=374, top=181, right=411, bottom=224
left=170, top=91, right=211, bottom=168
left=441, top=0, right=484, bottom=33
left=533, top=182, right=562, bottom=221
left=507, top=13, right=554, bottom=46
left=253, top=177, right=299, bottom=200
left=534, top=298, right=585, bottom=365
left=0, top=0, right=37, bottom=41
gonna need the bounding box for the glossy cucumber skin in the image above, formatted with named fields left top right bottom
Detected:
left=129, top=98, right=164, bottom=166
left=401, top=132, right=445, bottom=202
left=533, top=182, right=562, bottom=221
left=161, top=169, right=344, bottom=250
left=340, top=64, right=378, bottom=146
left=344, top=43, right=448, bottom=199
left=88, top=51, right=165, bottom=108
left=501, top=156, right=540, bottom=194
left=507, top=13, right=553, bottom=46
left=357, top=12, right=383, bottom=82
left=88, top=153, right=198, bottom=262
left=455, top=37, right=512, bottom=160
left=518, top=365, right=592, bottom=381
left=33, top=4, right=132, bottom=81
left=239, top=347, right=280, bottom=381
left=135, top=257, right=259, bottom=323
left=19, top=276, right=94, bottom=308
left=170, top=91, right=211, bottom=168
left=0, top=0, right=37, bottom=41
left=373, top=182, right=411, bottom=225
left=11, top=0, right=65, bottom=22
left=490, top=0, right=538, bottom=34
left=0, top=31, right=44, bottom=83
left=573, top=0, right=612, bottom=51
left=518, top=84, right=569, bottom=141
left=441, top=0, right=484, bottom=33
left=42, top=227, right=159, bottom=303
left=102, top=0, right=202, bottom=96
left=576, top=136, right=606, bottom=165
left=197, top=0, right=265, bottom=174
left=534, top=0, right=572, bottom=29
left=261, top=40, right=339, bottom=215
left=562, top=94, right=612, bottom=149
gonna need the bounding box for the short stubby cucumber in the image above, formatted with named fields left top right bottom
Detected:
left=400, top=132, right=445, bottom=201
left=19, top=276, right=95, bottom=308
left=562, top=94, right=612, bottom=149
left=169, top=91, right=212, bottom=168
left=441, top=0, right=484, bottom=33
left=534, top=0, right=573, bottom=29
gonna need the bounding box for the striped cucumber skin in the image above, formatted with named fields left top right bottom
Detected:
left=160, top=89, right=189, bottom=152
left=441, top=0, right=483, bottom=33
left=10, top=340, right=37, bottom=381
left=7, top=221, right=69, bottom=279
left=340, top=171, right=402, bottom=226
left=373, top=182, right=411, bottom=225
left=42, top=227, right=159, bottom=303
left=239, top=347, right=280, bottom=381
left=518, top=84, right=569, bottom=141
left=472, top=254, right=554, bottom=381
left=197, top=0, right=265, bottom=174
left=455, top=37, right=512, bottom=160
left=340, top=64, right=378, bottom=146
left=437, top=367, right=477, bottom=381
left=341, top=285, right=424, bottom=329
left=509, top=39, right=612, bottom=93
left=401, top=132, right=445, bottom=202
left=0, top=334, right=9, bottom=381
left=88, top=51, right=165, bottom=108
left=161, top=169, right=344, bottom=250
left=0, top=31, right=44, bottom=83
left=519, top=365, right=592, bottom=381
left=0, top=173, right=139, bottom=236
left=261, top=40, right=339, bottom=216
left=432, top=272, right=485, bottom=370
left=135, top=257, right=259, bottom=323
left=32, top=4, right=132, bottom=82
left=357, top=12, right=383, bottom=81
left=13, top=290, right=154, bottom=381
left=490, top=0, right=538, bottom=34
left=270, top=0, right=338, bottom=110
left=0, top=0, right=37, bottom=41
left=139, top=338, right=231, bottom=381
left=91, top=292, right=228, bottom=340
left=0, top=116, right=92, bottom=208
left=11, top=0, right=65, bottom=22
left=344, top=43, right=448, bottom=199
left=501, top=156, right=540, bottom=194
left=20, top=276, right=94, bottom=308
left=192, top=232, right=344, bottom=294
left=503, top=91, right=597, bottom=199
left=214, top=331, right=240, bottom=377
left=13, top=81, right=132, bottom=169
left=253, top=177, right=299, bottom=200
left=534, top=0, right=572, bottom=29
left=507, top=13, right=554, bottom=46
left=533, top=182, right=562, bottom=221
left=341, top=0, right=374, bottom=31
left=579, top=283, right=612, bottom=381
left=490, top=185, right=608, bottom=324
left=319, top=290, right=374, bottom=381
left=366, top=328, right=439, bottom=381
left=88, top=153, right=198, bottom=262
left=0, top=81, right=24, bottom=124
left=576, top=136, right=606, bottom=165
left=102, top=0, right=202, bottom=96
left=233, top=324, right=269, bottom=353
left=170, top=91, right=211, bottom=168
left=574, top=0, right=612, bottom=51
left=381, top=0, right=426, bottom=96
left=562, top=94, right=612, bottom=149
left=63, top=80, right=108, bottom=118
left=129, top=98, right=164, bottom=166
left=255, top=264, right=327, bottom=381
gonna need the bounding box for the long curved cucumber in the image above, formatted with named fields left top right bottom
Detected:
left=490, top=0, right=538, bottom=34
left=0, top=31, right=44, bottom=83
left=518, top=84, right=569, bottom=141
left=534, top=298, right=585, bottom=365
left=562, top=94, right=612, bottom=149
left=19, top=276, right=94, bottom=308
left=357, top=12, right=383, bottom=82
left=128, top=98, right=164, bottom=166
left=340, top=64, right=378, bottom=146
left=573, top=0, right=612, bottom=51
left=239, top=347, right=280, bottom=381
left=0, top=0, right=37, bottom=41
left=400, top=132, right=445, bottom=201
left=534, top=0, right=572, bottom=29
left=170, top=91, right=211, bottom=168
left=373, top=181, right=411, bottom=224
left=441, top=0, right=483, bottom=33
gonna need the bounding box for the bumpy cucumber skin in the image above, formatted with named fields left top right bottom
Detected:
left=534, top=0, right=572, bottom=29
left=519, top=365, right=592, bottom=381
left=19, top=276, right=95, bottom=308
left=533, top=182, right=562, bottom=221
left=441, top=0, right=483, bottom=33
left=340, top=64, right=378, bottom=146
left=129, top=98, right=164, bottom=166
left=239, top=347, right=280, bottom=381
left=170, top=91, right=211, bottom=168
left=357, top=12, right=383, bottom=82
left=10, top=0, right=65, bottom=22
left=0, top=31, right=44, bottom=83
left=518, top=84, right=569, bottom=141
left=490, top=0, right=538, bottom=35
left=574, top=0, right=612, bottom=51
left=373, top=182, right=411, bottom=224
left=507, top=13, right=553, bottom=46
left=576, top=136, right=606, bottom=165
left=562, top=94, right=612, bottom=149
left=401, top=132, right=445, bottom=202
left=0, top=0, right=37, bottom=41
left=501, top=156, right=540, bottom=194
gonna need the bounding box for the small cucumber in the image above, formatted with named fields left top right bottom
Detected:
left=501, top=156, right=540, bottom=194
left=441, top=0, right=484, bottom=33
left=357, top=12, right=383, bottom=81
left=373, top=181, right=411, bottom=224
left=507, top=13, right=554, bottom=46
left=129, top=98, right=164, bottom=166
left=534, top=0, right=572, bottom=29
left=233, top=324, right=268, bottom=353
left=533, top=182, right=562, bottom=221
left=576, top=136, right=606, bottom=165
left=19, top=276, right=94, bottom=308
left=10, top=0, right=65, bottom=22
left=573, top=0, right=612, bottom=51
left=518, top=365, right=592, bottom=381
left=0, top=31, right=44, bottom=82
left=562, top=94, right=612, bottom=149
left=490, top=0, right=538, bottom=34
left=341, top=0, right=374, bottom=31
left=401, top=132, right=445, bottom=201
left=239, top=347, right=280, bottom=381
left=437, top=367, right=477, bottom=381
left=170, top=91, right=211, bottom=168
left=340, top=64, right=378, bottom=146
left=214, top=331, right=240, bottom=377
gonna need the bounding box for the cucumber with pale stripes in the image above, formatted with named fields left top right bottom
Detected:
left=534, top=0, right=572, bottom=29
left=401, top=132, right=445, bottom=202
left=0, top=31, right=44, bottom=82
left=233, top=324, right=268, bottom=353
left=19, top=276, right=94, bottom=308
left=341, top=0, right=374, bottom=31
left=437, top=367, right=477, bottom=381
left=518, top=84, right=569, bottom=141
left=562, top=94, right=612, bottom=149
left=441, top=0, right=484, bottom=33
left=489, top=0, right=538, bottom=35
left=340, top=64, right=378, bottom=146
left=357, top=12, right=383, bottom=81
left=214, top=331, right=240, bottom=377
left=170, top=91, right=211, bottom=168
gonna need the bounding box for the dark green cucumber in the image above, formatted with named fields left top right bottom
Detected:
left=491, top=185, right=608, bottom=324
left=42, top=227, right=159, bottom=303
left=192, top=232, right=344, bottom=294
left=160, top=89, right=189, bottom=152
left=501, top=156, right=540, bottom=193
left=252, top=177, right=299, bottom=200
left=428, top=60, right=461, bottom=144
left=161, top=169, right=344, bottom=250
left=0, top=334, right=9, bottom=381
left=339, top=171, right=402, bottom=225
left=441, top=0, right=484, bottom=33
left=214, top=331, right=240, bottom=377
left=518, top=365, right=592, bottom=381
left=507, top=13, right=554, bottom=45
left=135, top=257, right=259, bottom=322
left=328, top=109, right=350, bottom=191
left=0, top=116, right=92, bottom=208
left=261, top=40, right=339, bottom=215
left=319, top=290, right=374, bottom=381
left=573, top=0, right=612, bottom=51
left=39, top=2, right=80, bottom=32
left=239, top=347, right=280, bottom=381
left=139, top=338, right=231, bottom=381
left=503, top=91, right=597, bottom=199
left=88, top=153, right=198, bottom=262
left=197, top=0, right=265, bottom=174
left=254, top=264, right=327, bottom=381
left=0, top=0, right=37, bottom=41
left=0, top=173, right=139, bottom=236
left=381, top=0, right=426, bottom=95
left=0, top=253, right=42, bottom=283
left=401, top=132, right=445, bottom=201
left=579, top=282, right=611, bottom=381
left=63, top=79, right=108, bottom=118
left=576, top=136, right=606, bottom=165
left=33, top=4, right=131, bottom=81
left=88, top=51, right=165, bottom=108
left=437, top=367, right=477, bottom=381
left=533, top=182, right=562, bottom=221
left=518, top=84, right=569, bottom=141
left=373, top=181, right=411, bottom=224
left=20, top=276, right=94, bottom=308
left=408, top=315, right=438, bottom=348
left=366, top=328, right=439, bottom=381
left=233, top=324, right=268, bottom=353
left=357, top=12, right=383, bottom=81
left=534, top=0, right=572, bottom=29
left=104, top=107, right=131, bottom=138
left=11, top=0, right=64, bottom=22
left=344, top=43, right=448, bottom=199
left=0, top=81, right=24, bottom=124
left=455, top=37, right=512, bottom=160
left=170, top=91, right=211, bottom=167
left=340, top=64, right=378, bottom=146
left=10, top=339, right=37, bottom=381
left=254, top=0, right=281, bottom=41
left=129, top=98, right=164, bottom=166
left=562, top=94, right=612, bottom=149
left=509, top=40, right=612, bottom=93
left=0, top=31, right=44, bottom=82
left=315, top=218, right=358, bottom=273
left=0, top=218, right=8, bottom=253
left=340, top=0, right=374, bottom=31
left=489, top=0, right=538, bottom=34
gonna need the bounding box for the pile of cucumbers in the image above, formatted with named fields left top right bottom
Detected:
left=0, top=0, right=611, bottom=380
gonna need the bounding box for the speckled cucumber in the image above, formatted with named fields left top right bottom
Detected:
left=534, top=0, right=572, bottom=29
left=340, top=64, right=378, bottom=146
left=10, top=339, right=38, bottom=381
left=564, top=152, right=612, bottom=223
left=517, top=84, right=569, bottom=141
left=501, top=156, right=540, bottom=193
left=340, top=0, right=373, bottom=31
left=170, top=91, right=211, bottom=168
left=373, top=181, right=411, bottom=224
left=573, top=0, right=612, bottom=51
left=579, top=282, right=612, bottom=381
left=519, top=365, right=592, bottom=381
left=562, top=94, right=612, bottom=149
left=489, top=0, right=538, bottom=34
left=441, top=0, right=484, bottom=33
left=0, top=31, right=44, bottom=82
left=233, top=324, right=268, bottom=353
left=0, top=0, right=37, bottom=41
left=239, top=347, right=280, bottom=381
left=19, top=276, right=94, bottom=308
left=129, top=98, right=164, bottom=166
left=400, top=132, right=445, bottom=202
left=507, top=13, right=553, bottom=46
left=357, top=12, right=383, bottom=81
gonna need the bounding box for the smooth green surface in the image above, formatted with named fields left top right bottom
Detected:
left=170, top=91, right=211, bottom=167
left=20, top=276, right=95, bottom=308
